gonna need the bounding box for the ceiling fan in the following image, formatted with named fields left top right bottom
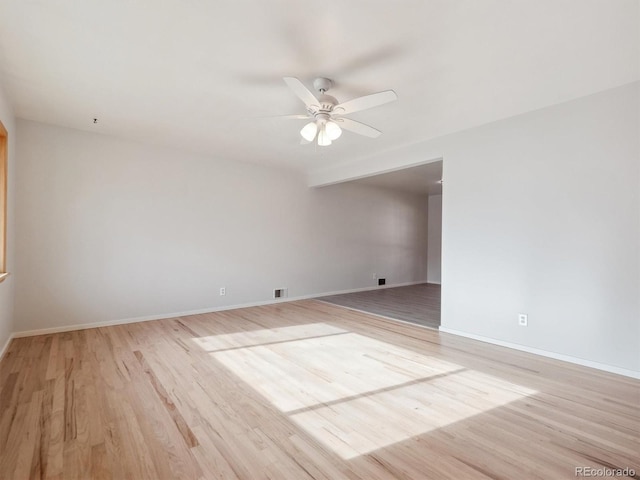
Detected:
left=280, top=77, right=397, bottom=146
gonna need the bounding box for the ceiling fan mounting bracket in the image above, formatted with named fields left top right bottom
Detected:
left=313, top=77, right=333, bottom=93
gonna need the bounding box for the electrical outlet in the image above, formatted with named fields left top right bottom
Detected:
left=373, top=273, right=378, bottom=280
left=518, top=313, right=528, bottom=326
left=220, top=287, right=226, bottom=296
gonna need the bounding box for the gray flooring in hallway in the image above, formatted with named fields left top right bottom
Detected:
left=319, top=283, right=441, bottom=329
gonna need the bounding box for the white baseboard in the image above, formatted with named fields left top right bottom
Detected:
left=439, top=327, right=640, bottom=380
left=0, top=333, right=14, bottom=362
left=8, top=285, right=637, bottom=381
left=307, top=280, right=426, bottom=299
left=12, top=280, right=428, bottom=339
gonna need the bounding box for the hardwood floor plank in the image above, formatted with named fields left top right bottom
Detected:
left=133, top=350, right=199, bottom=448
left=45, top=374, right=65, bottom=479
left=89, top=443, right=111, bottom=480
left=0, top=300, right=638, bottom=479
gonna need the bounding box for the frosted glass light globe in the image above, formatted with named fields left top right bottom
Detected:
left=300, top=122, right=318, bottom=142
left=317, top=125, right=332, bottom=146
left=325, top=121, right=342, bottom=140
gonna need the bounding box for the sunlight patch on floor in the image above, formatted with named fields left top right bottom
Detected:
left=210, top=330, right=462, bottom=412
left=290, top=369, right=536, bottom=458
left=192, top=322, right=347, bottom=352
left=194, top=323, right=537, bottom=459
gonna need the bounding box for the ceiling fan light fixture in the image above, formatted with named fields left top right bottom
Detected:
left=300, top=122, right=318, bottom=142
left=325, top=121, right=342, bottom=140
left=317, top=125, right=332, bottom=146
left=283, top=76, right=397, bottom=147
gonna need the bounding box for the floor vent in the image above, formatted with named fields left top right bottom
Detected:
left=274, top=288, right=288, bottom=299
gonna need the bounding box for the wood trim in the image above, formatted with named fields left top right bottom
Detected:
left=0, top=120, right=6, bottom=276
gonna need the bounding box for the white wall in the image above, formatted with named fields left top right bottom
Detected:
left=427, top=194, right=442, bottom=284
left=14, top=120, right=429, bottom=332
left=0, top=83, right=15, bottom=355
left=442, top=83, right=639, bottom=374
left=311, top=82, right=640, bottom=375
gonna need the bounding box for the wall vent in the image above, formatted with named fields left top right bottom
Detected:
left=378, top=278, right=386, bottom=286
left=274, top=288, right=288, bottom=299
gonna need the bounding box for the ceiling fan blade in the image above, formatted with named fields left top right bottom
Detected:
left=331, top=46, right=405, bottom=78
left=276, top=114, right=310, bottom=119
left=335, top=118, right=382, bottom=138
left=250, top=113, right=310, bottom=120
left=283, top=77, right=319, bottom=108
left=333, top=90, right=397, bottom=115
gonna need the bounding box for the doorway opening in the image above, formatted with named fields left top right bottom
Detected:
left=319, top=160, right=443, bottom=329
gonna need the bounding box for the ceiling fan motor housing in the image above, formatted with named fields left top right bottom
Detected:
left=318, top=93, right=337, bottom=111
left=307, top=93, right=338, bottom=119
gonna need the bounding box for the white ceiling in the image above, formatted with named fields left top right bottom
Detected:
left=352, top=161, right=443, bottom=196
left=0, top=1, right=637, bottom=174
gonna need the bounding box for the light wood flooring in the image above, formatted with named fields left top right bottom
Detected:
left=319, top=283, right=441, bottom=329
left=0, top=300, right=638, bottom=479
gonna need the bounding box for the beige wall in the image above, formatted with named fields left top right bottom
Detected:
left=427, top=194, right=442, bottom=284
left=441, top=83, right=639, bottom=374
left=14, top=120, right=429, bottom=332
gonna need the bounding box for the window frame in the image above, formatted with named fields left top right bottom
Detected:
left=0, top=120, right=7, bottom=282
